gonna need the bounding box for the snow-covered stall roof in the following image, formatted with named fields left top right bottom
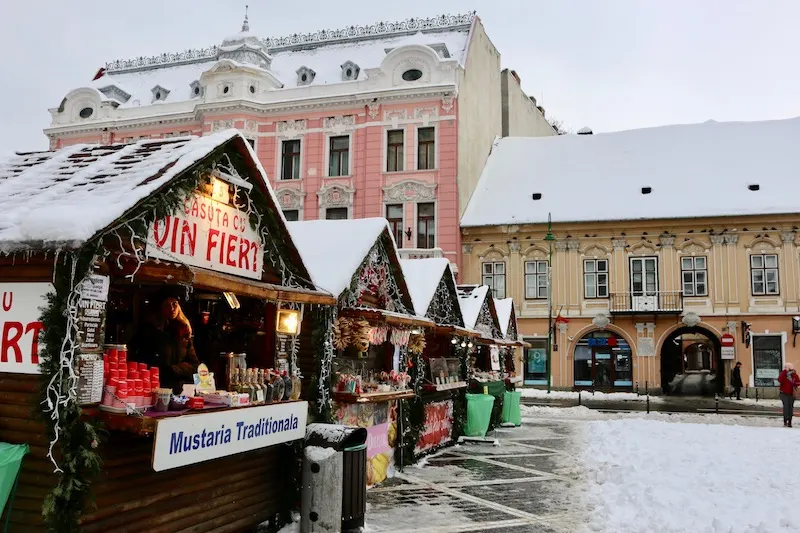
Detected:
left=458, top=285, right=488, bottom=330
left=0, top=130, right=284, bottom=253
left=286, top=218, right=394, bottom=298
left=400, top=258, right=463, bottom=327
left=94, top=14, right=473, bottom=108
left=461, top=117, right=800, bottom=227
left=493, top=298, right=518, bottom=339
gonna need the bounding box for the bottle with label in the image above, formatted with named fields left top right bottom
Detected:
left=247, top=369, right=258, bottom=403
left=282, top=371, right=292, bottom=401
left=229, top=368, right=239, bottom=393
left=264, top=370, right=275, bottom=404
left=271, top=370, right=285, bottom=403
left=290, top=373, right=302, bottom=401
left=253, top=369, right=265, bottom=404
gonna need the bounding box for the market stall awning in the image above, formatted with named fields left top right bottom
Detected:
left=339, top=307, right=434, bottom=328
left=433, top=325, right=481, bottom=338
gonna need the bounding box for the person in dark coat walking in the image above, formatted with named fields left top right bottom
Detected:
left=730, top=362, right=744, bottom=400
left=778, top=363, right=800, bottom=427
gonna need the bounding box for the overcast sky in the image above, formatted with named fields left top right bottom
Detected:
left=2, top=0, right=799, bottom=153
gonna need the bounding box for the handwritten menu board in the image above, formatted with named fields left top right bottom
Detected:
left=75, top=274, right=109, bottom=405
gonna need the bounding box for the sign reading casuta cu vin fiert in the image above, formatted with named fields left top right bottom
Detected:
left=151, top=401, right=308, bottom=471
left=145, top=194, right=264, bottom=280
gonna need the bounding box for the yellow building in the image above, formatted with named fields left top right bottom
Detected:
left=460, top=118, right=800, bottom=396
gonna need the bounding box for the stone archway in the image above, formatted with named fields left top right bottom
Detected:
left=660, top=326, right=722, bottom=396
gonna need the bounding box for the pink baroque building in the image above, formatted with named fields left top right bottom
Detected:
left=44, top=12, right=554, bottom=276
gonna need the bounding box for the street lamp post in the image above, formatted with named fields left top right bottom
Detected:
left=544, top=213, right=556, bottom=393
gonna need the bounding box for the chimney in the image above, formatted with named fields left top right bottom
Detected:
left=577, top=127, right=593, bottom=135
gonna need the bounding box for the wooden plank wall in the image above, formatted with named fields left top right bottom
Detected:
left=0, top=374, right=51, bottom=532
left=80, top=432, right=288, bottom=533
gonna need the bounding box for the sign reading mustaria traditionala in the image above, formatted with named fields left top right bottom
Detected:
left=146, top=195, right=264, bottom=280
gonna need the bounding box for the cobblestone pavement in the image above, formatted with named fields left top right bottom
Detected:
left=366, top=420, right=587, bottom=533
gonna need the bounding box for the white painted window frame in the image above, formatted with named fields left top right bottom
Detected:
left=750, top=253, right=779, bottom=296
left=583, top=258, right=609, bottom=299
left=324, top=133, right=353, bottom=178
left=278, top=137, right=303, bottom=181
left=680, top=256, right=708, bottom=297
left=414, top=123, right=438, bottom=171
left=384, top=127, right=406, bottom=173
left=413, top=200, right=437, bottom=249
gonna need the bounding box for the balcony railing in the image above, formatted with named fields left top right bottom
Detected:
left=398, top=247, right=444, bottom=260
left=609, top=291, right=683, bottom=314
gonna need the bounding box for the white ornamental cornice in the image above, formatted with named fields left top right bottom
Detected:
left=322, top=115, right=356, bottom=134
left=382, top=179, right=437, bottom=202
left=317, top=183, right=355, bottom=208
left=276, top=119, right=307, bottom=139
left=276, top=187, right=306, bottom=209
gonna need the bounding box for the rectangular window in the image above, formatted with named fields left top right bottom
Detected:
left=416, top=202, right=435, bottom=249
left=524, top=260, right=548, bottom=299
left=280, top=139, right=301, bottom=180
left=417, top=127, right=435, bottom=170
left=681, top=256, right=708, bottom=297
left=328, top=135, right=349, bottom=176
left=325, top=207, right=348, bottom=220
left=282, top=209, right=299, bottom=222
left=386, top=129, right=404, bottom=172
left=482, top=262, right=506, bottom=299
left=750, top=254, right=779, bottom=295
left=583, top=259, right=609, bottom=298
left=752, top=335, right=783, bottom=387
left=386, top=204, right=404, bottom=247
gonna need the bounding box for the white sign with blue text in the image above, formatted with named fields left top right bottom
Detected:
left=152, top=401, right=308, bottom=471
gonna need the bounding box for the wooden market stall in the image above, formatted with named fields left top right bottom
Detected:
left=457, top=285, right=509, bottom=429
left=286, top=218, right=432, bottom=486
left=494, top=297, right=528, bottom=390
left=0, top=131, right=335, bottom=533
left=398, top=258, right=476, bottom=463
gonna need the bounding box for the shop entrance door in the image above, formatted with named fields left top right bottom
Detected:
left=594, top=350, right=613, bottom=388
left=630, top=257, right=659, bottom=311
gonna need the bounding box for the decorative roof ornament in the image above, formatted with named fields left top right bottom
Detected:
left=104, top=12, right=476, bottom=73
left=242, top=5, right=250, bottom=32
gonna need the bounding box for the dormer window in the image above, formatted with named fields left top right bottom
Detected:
left=341, top=61, right=360, bottom=81
left=151, top=85, right=170, bottom=102
left=296, top=66, right=316, bottom=86
left=190, top=80, right=203, bottom=98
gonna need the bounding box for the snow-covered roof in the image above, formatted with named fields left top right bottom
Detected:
left=286, top=218, right=392, bottom=297
left=400, top=258, right=451, bottom=317
left=461, top=117, right=800, bottom=227
left=0, top=130, right=255, bottom=251
left=95, top=14, right=473, bottom=108
left=458, top=285, right=490, bottom=330
left=493, top=298, right=514, bottom=337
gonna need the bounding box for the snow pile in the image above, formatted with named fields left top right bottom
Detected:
left=520, top=388, right=663, bottom=403
left=287, top=218, right=391, bottom=297
left=461, top=117, right=800, bottom=227
left=0, top=130, right=250, bottom=250
left=400, top=258, right=450, bottom=317
left=578, top=418, right=800, bottom=533
left=305, top=446, right=337, bottom=462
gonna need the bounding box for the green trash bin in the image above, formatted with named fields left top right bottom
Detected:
left=464, top=393, right=495, bottom=437
left=502, top=391, right=522, bottom=426
left=0, top=443, right=28, bottom=519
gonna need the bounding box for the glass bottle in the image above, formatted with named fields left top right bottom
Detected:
left=272, top=370, right=285, bottom=402
left=290, top=373, right=302, bottom=401
left=246, top=369, right=258, bottom=403
left=282, top=371, right=292, bottom=401
left=264, top=370, right=275, bottom=404
left=254, top=369, right=265, bottom=404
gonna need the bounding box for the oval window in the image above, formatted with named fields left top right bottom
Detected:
left=402, top=69, right=423, bottom=81
left=301, top=73, right=308, bottom=83
left=249, top=85, right=255, bottom=94
left=193, top=86, right=200, bottom=95
left=155, top=92, right=162, bottom=100
left=223, top=86, right=230, bottom=94
left=79, top=107, right=93, bottom=119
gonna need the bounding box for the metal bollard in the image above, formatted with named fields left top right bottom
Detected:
left=715, top=394, right=719, bottom=414
left=578, top=391, right=581, bottom=406
left=756, top=388, right=759, bottom=402
left=301, top=446, right=343, bottom=533
left=645, top=381, right=650, bottom=414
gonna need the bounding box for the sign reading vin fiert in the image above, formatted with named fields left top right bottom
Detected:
left=152, top=401, right=308, bottom=471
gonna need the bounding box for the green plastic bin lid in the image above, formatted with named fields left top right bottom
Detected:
left=343, top=444, right=367, bottom=452
left=0, top=443, right=28, bottom=466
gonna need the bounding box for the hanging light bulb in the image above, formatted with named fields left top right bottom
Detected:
left=451, top=338, right=458, bottom=345
left=467, top=342, right=474, bottom=348
left=460, top=341, right=467, bottom=348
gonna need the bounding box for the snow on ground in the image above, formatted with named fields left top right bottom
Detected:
left=522, top=404, right=785, bottom=427
left=577, top=418, right=800, bottom=533
left=520, top=387, right=664, bottom=403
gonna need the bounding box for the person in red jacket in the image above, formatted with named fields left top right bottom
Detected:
left=778, top=363, right=800, bottom=427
